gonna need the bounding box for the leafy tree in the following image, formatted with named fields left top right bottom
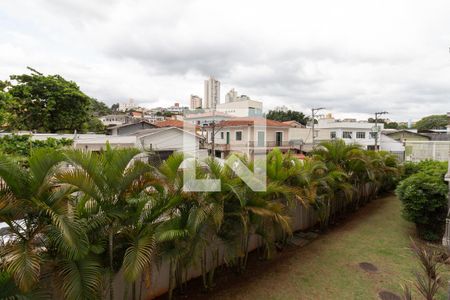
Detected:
left=90, top=98, right=112, bottom=117
left=111, top=103, right=119, bottom=112
left=266, top=109, right=309, bottom=125
left=0, top=81, right=16, bottom=128
left=0, top=145, right=401, bottom=299
left=384, top=122, right=399, bottom=129
left=0, top=134, right=72, bottom=157
left=415, top=114, right=448, bottom=131
left=6, top=68, right=92, bottom=132
left=0, top=149, right=95, bottom=297
left=367, top=118, right=399, bottom=129
left=396, top=172, right=448, bottom=241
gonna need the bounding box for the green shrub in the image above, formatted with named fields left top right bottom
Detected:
left=401, top=161, right=421, bottom=179
left=396, top=172, right=448, bottom=241
left=401, top=160, right=448, bottom=180
left=416, top=160, right=448, bottom=179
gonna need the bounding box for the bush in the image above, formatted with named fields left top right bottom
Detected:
left=401, top=160, right=448, bottom=180
left=416, top=160, right=448, bottom=178
left=396, top=172, right=448, bottom=241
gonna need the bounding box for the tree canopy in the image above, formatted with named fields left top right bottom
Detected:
left=1, top=68, right=109, bottom=133
left=414, top=114, right=448, bottom=131
left=266, top=109, right=309, bottom=125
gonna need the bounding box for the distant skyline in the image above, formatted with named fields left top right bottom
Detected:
left=1, top=0, right=450, bottom=122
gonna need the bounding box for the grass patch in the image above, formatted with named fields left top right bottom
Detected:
left=186, top=195, right=449, bottom=300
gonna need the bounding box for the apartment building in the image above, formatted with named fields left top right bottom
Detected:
left=204, top=76, right=220, bottom=109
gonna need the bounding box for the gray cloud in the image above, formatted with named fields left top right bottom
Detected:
left=1, top=0, right=450, bottom=121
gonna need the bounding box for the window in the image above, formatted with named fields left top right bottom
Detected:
left=342, top=131, right=352, bottom=139
left=330, top=131, right=337, bottom=139
left=236, top=131, right=242, bottom=141
left=276, top=132, right=283, bottom=146
left=356, top=132, right=366, bottom=139
left=220, top=132, right=224, bottom=139
left=257, top=131, right=265, bottom=147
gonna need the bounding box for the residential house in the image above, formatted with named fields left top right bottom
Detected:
left=107, top=120, right=157, bottom=135
left=99, top=114, right=130, bottom=127
left=203, top=117, right=292, bottom=159
left=316, top=114, right=385, bottom=150
left=282, top=121, right=314, bottom=152
left=315, top=114, right=404, bottom=156
left=385, top=130, right=431, bottom=142
left=136, top=127, right=204, bottom=160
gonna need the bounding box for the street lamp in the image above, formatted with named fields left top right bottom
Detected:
left=373, top=111, right=388, bottom=151
left=311, top=107, right=325, bottom=148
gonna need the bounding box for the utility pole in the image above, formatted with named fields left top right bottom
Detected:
left=373, top=111, right=388, bottom=151
left=311, top=107, right=325, bottom=148
left=208, top=109, right=223, bottom=158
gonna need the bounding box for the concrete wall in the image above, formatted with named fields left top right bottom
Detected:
left=405, top=141, right=450, bottom=162
left=113, top=202, right=318, bottom=299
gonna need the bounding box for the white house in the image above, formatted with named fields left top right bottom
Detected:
left=316, top=115, right=384, bottom=149
left=99, top=114, right=129, bottom=127
left=314, top=114, right=404, bottom=158
left=203, top=117, right=293, bottom=159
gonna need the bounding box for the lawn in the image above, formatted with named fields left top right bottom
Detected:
left=176, top=194, right=449, bottom=300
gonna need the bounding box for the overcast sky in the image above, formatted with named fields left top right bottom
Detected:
left=1, top=0, right=450, bottom=121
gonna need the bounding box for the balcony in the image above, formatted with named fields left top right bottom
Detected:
left=205, top=141, right=292, bottom=151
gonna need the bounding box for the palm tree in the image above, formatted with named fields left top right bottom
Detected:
left=0, top=149, right=97, bottom=299
left=58, top=145, right=154, bottom=300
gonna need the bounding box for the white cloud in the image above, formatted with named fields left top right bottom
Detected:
left=1, top=0, right=450, bottom=121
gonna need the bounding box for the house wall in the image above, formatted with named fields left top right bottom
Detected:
left=405, top=141, right=450, bottom=162
left=138, top=128, right=199, bottom=153
left=387, top=131, right=430, bottom=142
left=215, top=100, right=263, bottom=117
left=211, top=126, right=289, bottom=145
left=289, top=127, right=313, bottom=144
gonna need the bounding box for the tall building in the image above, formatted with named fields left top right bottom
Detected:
left=225, top=88, right=252, bottom=103
left=190, top=95, right=202, bottom=109
left=204, top=76, right=220, bottom=109
left=225, top=88, right=238, bottom=103
left=118, top=98, right=137, bottom=112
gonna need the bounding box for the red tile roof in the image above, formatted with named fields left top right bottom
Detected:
left=282, top=120, right=305, bottom=128
left=155, top=119, right=200, bottom=130
left=155, top=119, right=184, bottom=128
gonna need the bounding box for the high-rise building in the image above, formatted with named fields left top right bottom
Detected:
left=225, top=88, right=238, bottom=103
left=190, top=95, right=202, bottom=109
left=204, top=76, right=220, bottom=109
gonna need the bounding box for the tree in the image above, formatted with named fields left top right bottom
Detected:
left=58, top=145, right=154, bottom=300
left=0, top=149, right=97, bottom=298
left=0, top=134, right=72, bottom=157
left=0, top=81, right=16, bottom=128
left=384, top=122, right=399, bottom=129
left=90, top=98, right=112, bottom=117
left=266, top=109, right=309, bottom=125
left=111, top=103, right=119, bottom=112
left=396, top=172, right=448, bottom=241
left=6, top=68, right=92, bottom=132
left=415, top=114, right=448, bottom=131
